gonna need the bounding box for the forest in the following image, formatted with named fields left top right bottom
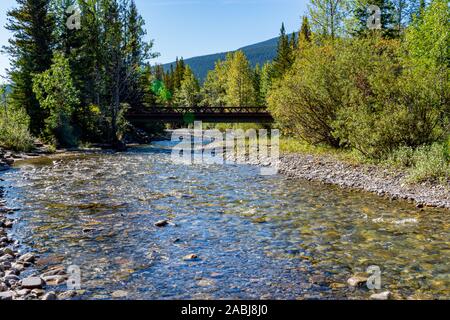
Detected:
left=0, top=0, right=449, bottom=182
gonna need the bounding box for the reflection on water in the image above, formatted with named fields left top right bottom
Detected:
left=1, top=145, right=449, bottom=300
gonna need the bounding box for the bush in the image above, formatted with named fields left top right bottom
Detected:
left=0, top=107, right=34, bottom=152
left=268, top=43, right=342, bottom=147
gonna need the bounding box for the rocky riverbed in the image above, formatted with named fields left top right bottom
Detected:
left=277, top=153, right=449, bottom=210
left=0, top=146, right=83, bottom=300
left=0, top=192, right=82, bottom=300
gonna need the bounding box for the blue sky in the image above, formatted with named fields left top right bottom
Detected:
left=0, top=0, right=308, bottom=80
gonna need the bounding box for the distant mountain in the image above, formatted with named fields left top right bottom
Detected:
left=163, top=34, right=295, bottom=82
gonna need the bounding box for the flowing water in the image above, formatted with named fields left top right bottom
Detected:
left=0, top=145, right=448, bottom=300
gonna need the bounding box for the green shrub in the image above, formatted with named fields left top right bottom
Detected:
left=268, top=43, right=342, bottom=147
left=385, top=142, right=449, bottom=183
left=0, top=107, right=34, bottom=152
left=408, top=143, right=449, bottom=183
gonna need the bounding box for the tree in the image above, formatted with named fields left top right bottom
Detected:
left=259, top=62, right=274, bottom=105
left=225, top=51, right=256, bottom=107
left=174, top=66, right=201, bottom=107
left=32, top=52, right=80, bottom=146
left=4, top=0, right=54, bottom=135
left=122, top=0, right=158, bottom=111
left=200, top=59, right=229, bottom=107
left=308, top=0, right=349, bottom=40
left=268, top=42, right=342, bottom=147
left=298, top=16, right=312, bottom=50
left=351, top=0, right=397, bottom=38
left=273, top=23, right=293, bottom=79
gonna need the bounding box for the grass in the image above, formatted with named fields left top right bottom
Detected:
left=279, top=136, right=359, bottom=163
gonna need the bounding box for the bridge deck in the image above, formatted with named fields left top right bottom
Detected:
left=127, top=106, right=274, bottom=123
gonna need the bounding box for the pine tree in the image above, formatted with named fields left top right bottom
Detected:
left=298, top=16, right=312, bottom=50
left=174, top=66, right=200, bottom=107
left=4, top=0, right=55, bottom=135
left=122, top=0, right=157, bottom=111
left=273, top=23, right=293, bottom=79
left=352, top=0, right=397, bottom=38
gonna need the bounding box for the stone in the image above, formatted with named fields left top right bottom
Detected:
left=370, top=291, right=391, bottom=300
left=31, top=289, right=45, bottom=296
left=42, top=292, right=57, bottom=300
left=183, top=254, right=199, bottom=261
left=21, top=277, right=43, bottom=289
left=0, top=254, right=14, bottom=262
left=347, top=275, right=368, bottom=287
left=18, top=252, right=36, bottom=263
left=11, top=263, right=25, bottom=272
left=0, top=291, right=14, bottom=300
left=58, top=290, right=77, bottom=300
left=40, top=265, right=66, bottom=277
left=112, top=290, right=128, bottom=298
left=0, top=248, right=15, bottom=256
left=42, top=275, right=67, bottom=286
left=15, top=289, right=30, bottom=296
left=154, top=220, right=169, bottom=227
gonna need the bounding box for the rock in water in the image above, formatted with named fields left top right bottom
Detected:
left=347, top=276, right=368, bottom=287
left=370, top=291, right=391, bottom=300
left=112, top=290, right=128, bottom=299
left=154, top=220, right=169, bottom=227
left=21, top=277, right=43, bottom=289
left=183, top=254, right=199, bottom=261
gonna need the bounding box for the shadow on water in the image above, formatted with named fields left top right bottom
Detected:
left=0, top=144, right=448, bottom=300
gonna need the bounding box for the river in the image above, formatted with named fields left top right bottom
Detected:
left=0, top=144, right=448, bottom=300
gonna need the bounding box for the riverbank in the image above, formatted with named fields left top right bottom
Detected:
left=277, top=153, right=449, bottom=210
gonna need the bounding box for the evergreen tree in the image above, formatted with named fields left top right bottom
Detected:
left=352, top=0, right=397, bottom=38
left=298, top=16, right=312, bottom=50
left=122, top=0, right=157, bottom=111
left=273, top=23, right=293, bottom=79
left=174, top=66, right=201, bottom=107
left=4, top=0, right=55, bottom=135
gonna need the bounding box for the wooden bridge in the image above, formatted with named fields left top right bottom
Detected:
left=127, top=106, right=274, bottom=123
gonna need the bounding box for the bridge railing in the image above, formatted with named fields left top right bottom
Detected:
left=127, top=106, right=270, bottom=115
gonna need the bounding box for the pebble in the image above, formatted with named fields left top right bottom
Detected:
left=370, top=291, right=391, bottom=300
